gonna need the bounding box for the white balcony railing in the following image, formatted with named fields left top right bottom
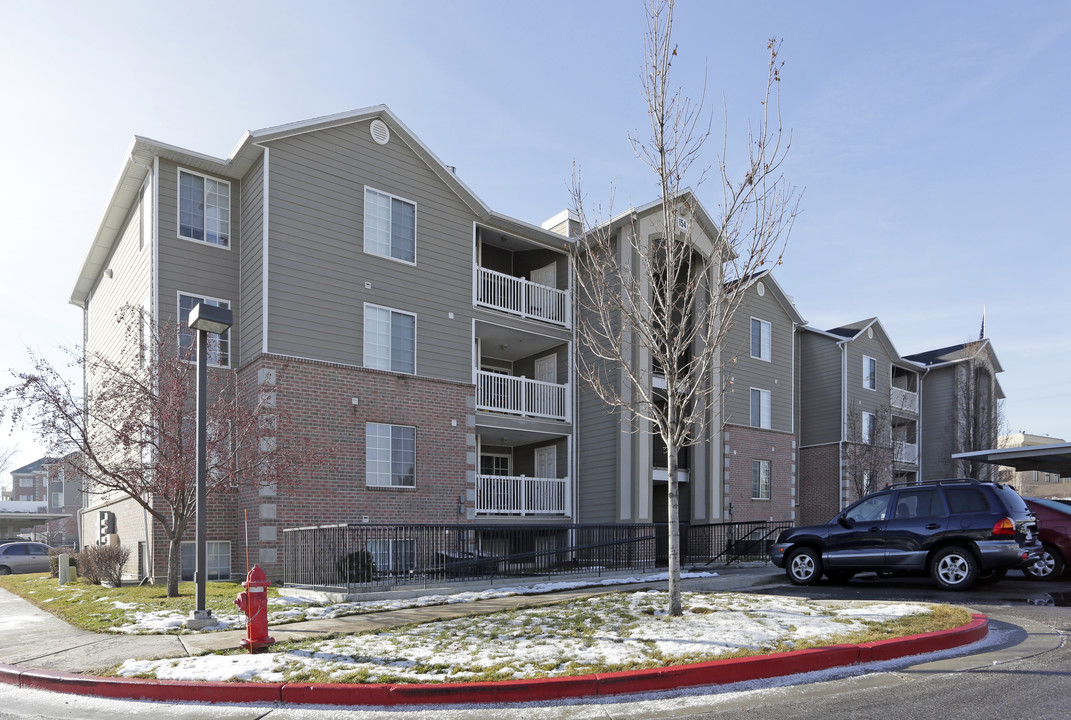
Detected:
left=476, top=266, right=569, bottom=327
left=891, top=387, right=919, bottom=414
left=894, top=441, right=919, bottom=464
left=475, top=474, right=569, bottom=516
left=476, top=370, right=568, bottom=421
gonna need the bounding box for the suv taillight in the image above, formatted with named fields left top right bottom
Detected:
left=992, top=517, right=1016, bottom=536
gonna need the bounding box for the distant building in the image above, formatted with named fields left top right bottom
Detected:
left=3, top=455, right=80, bottom=545
left=999, top=433, right=1071, bottom=498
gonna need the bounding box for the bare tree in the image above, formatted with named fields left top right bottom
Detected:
left=2, top=305, right=327, bottom=596
left=843, top=403, right=894, bottom=501
left=0, top=444, right=16, bottom=494
left=570, top=0, right=798, bottom=615
left=949, top=341, right=999, bottom=481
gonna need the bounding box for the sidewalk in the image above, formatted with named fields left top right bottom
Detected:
left=0, top=566, right=784, bottom=672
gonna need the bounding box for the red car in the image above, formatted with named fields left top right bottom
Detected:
left=1023, top=497, right=1071, bottom=580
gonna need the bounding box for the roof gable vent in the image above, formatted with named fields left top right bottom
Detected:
left=370, top=119, right=390, bottom=145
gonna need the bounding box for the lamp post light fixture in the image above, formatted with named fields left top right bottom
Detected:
left=186, top=302, right=232, bottom=630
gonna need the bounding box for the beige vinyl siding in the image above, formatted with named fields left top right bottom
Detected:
left=919, top=368, right=956, bottom=480
left=85, top=182, right=153, bottom=377
left=239, top=154, right=265, bottom=365
left=724, top=286, right=795, bottom=432
left=799, top=333, right=843, bottom=446
left=262, top=121, right=474, bottom=382
left=843, top=334, right=892, bottom=438
left=155, top=159, right=241, bottom=361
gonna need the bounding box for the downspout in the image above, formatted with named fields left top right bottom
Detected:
left=838, top=339, right=848, bottom=510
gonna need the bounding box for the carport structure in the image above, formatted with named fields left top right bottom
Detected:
left=952, top=441, right=1071, bottom=479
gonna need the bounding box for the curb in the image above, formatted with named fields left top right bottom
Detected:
left=0, top=614, right=988, bottom=706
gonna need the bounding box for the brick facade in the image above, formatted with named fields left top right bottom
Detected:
left=797, top=443, right=841, bottom=525
left=722, top=424, right=797, bottom=522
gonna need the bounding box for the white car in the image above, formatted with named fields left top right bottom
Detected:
left=0, top=542, right=52, bottom=575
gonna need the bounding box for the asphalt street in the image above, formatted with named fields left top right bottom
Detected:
left=0, top=571, right=1066, bottom=719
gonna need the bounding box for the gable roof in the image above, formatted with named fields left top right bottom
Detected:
left=731, top=270, right=806, bottom=325
left=71, top=105, right=564, bottom=307
left=903, top=339, right=1004, bottom=373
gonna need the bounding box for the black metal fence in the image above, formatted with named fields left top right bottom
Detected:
left=282, top=519, right=792, bottom=591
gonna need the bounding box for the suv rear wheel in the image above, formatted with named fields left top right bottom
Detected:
left=931, top=546, right=978, bottom=590
left=786, top=547, right=823, bottom=585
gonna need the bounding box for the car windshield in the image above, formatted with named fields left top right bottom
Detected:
left=844, top=493, right=891, bottom=523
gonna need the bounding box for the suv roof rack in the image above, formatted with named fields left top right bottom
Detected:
left=883, top=477, right=994, bottom=490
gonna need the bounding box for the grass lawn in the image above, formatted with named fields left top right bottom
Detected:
left=0, top=572, right=277, bottom=633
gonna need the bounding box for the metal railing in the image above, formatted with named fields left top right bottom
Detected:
left=475, top=474, right=569, bottom=516
left=891, top=387, right=919, bottom=413
left=685, top=520, right=795, bottom=566
left=283, top=522, right=659, bottom=591
left=282, top=519, right=796, bottom=591
left=475, top=370, right=568, bottom=421
left=475, top=267, right=569, bottom=326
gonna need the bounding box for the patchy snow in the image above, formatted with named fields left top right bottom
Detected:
left=111, top=570, right=724, bottom=634
left=116, top=591, right=941, bottom=683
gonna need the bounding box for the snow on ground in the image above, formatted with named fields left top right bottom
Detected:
left=111, top=570, right=723, bottom=634
left=116, top=590, right=937, bottom=683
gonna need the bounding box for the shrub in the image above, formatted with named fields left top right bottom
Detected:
left=75, top=544, right=132, bottom=587
left=337, top=550, right=376, bottom=584
left=48, top=549, right=78, bottom=579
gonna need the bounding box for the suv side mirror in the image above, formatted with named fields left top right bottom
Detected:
left=838, top=514, right=855, bottom=529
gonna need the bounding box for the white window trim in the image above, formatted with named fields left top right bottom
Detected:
left=750, top=317, right=772, bottom=362
left=366, top=422, right=417, bottom=489
left=363, top=186, right=417, bottom=266
left=177, top=291, right=232, bottom=369
left=176, top=168, right=231, bottom=250
left=862, top=411, right=876, bottom=444
left=863, top=355, right=877, bottom=390
left=480, top=452, right=512, bottom=476
left=752, top=459, right=772, bottom=500
left=750, top=387, right=772, bottom=429
left=363, top=303, right=417, bottom=375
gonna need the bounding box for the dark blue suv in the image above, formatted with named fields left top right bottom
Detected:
left=770, top=479, right=1042, bottom=590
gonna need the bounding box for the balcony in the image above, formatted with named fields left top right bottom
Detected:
left=476, top=370, right=569, bottom=421
left=476, top=267, right=569, bottom=327
left=475, top=474, right=570, bottom=516
left=894, top=440, right=919, bottom=464
left=891, top=387, right=918, bottom=414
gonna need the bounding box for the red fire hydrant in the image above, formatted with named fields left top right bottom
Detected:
left=234, top=564, right=275, bottom=653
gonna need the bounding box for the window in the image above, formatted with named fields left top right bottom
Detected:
left=480, top=455, right=511, bottom=476
left=750, top=388, right=771, bottom=429
left=364, top=187, right=416, bottom=263
left=366, top=539, right=415, bottom=575
left=19, top=477, right=33, bottom=488
left=178, top=169, right=230, bottom=247
left=364, top=304, right=415, bottom=374
left=945, top=487, right=991, bottom=514
left=893, top=489, right=945, bottom=520
left=752, top=460, right=771, bottom=499
left=180, top=540, right=231, bottom=581
left=751, top=318, right=772, bottom=362
left=51, top=492, right=62, bottom=508
left=845, top=493, right=891, bottom=523
left=863, top=356, right=877, bottom=390
left=178, top=294, right=231, bottom=367
left=366, top=423, right=416, bottom=488
left=862, top=411, right=875, bottom=444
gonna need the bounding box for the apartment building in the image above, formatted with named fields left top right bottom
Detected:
left=797, top=319, right=922, bottom=523
left=998, top=433, right=1071, bottom=497
left=721, top=271, right=804, bottom=523
left=71, top=107, right=575, bottom=581
left=903, top=340, right=1004, bottom=482
left=5, top=455, right=82, bottom=546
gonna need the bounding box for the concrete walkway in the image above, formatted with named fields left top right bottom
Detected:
left=0, top=566, right=784, bottom=674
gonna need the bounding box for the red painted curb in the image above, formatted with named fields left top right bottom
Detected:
left=5, top=614, right=988, bottom=706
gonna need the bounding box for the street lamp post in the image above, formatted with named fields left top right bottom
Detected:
left=187, top=301, right=233, bottom=630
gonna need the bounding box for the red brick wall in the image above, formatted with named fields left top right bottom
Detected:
left=722, top=424, right=797, bottom=522
left=233, top=355, right=474, bottom=578
left=798, top=443, right=841, bottom=525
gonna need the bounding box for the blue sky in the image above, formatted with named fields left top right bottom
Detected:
left=1, top=0, right=1069, bottom=475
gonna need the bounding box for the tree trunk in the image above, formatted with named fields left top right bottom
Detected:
left=165, top=520, right=185, bottom=597
left=666, top=436, right=682, bottom=616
